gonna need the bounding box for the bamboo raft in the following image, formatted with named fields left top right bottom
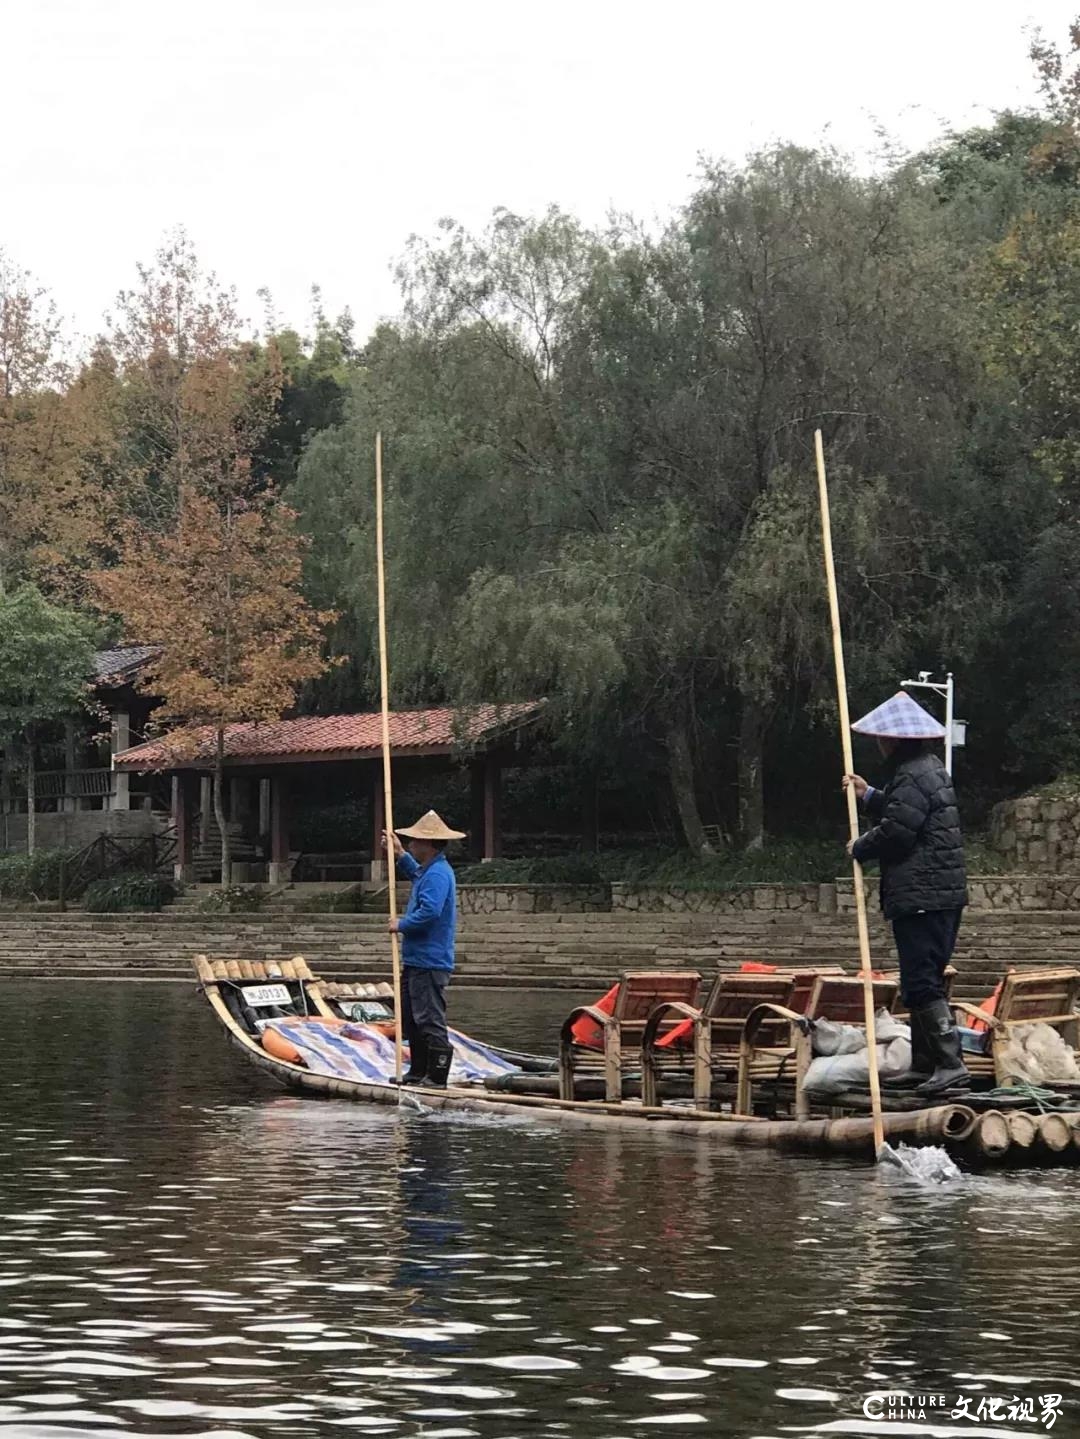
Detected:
left=193, top=956, right=1080, bottom=1169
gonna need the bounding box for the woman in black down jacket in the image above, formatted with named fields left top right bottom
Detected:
left=843, top=691, right=969, bottom=1096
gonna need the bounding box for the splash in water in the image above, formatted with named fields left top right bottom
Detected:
left=880, top=1140, right=963, bottom=1183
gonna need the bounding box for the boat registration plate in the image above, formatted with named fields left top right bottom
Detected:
left=241, top=983, right=291, bottom=1007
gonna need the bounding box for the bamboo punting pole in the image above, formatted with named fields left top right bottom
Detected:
left=375, top=431, right=405, bottom=1085
left=815, top=429, right=886, bottom=1159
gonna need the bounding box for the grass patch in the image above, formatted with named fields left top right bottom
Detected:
left=84, top=872, right=176, bottom=913
left=456, top=840, right=843, bottom=890
left=294, top=884, right=370, bottom=913
left=598, top=840, right=842, bottom=890
left=198, top=884, right=269, bottom=913
left=454, top=836, right=1010, bottom=889
left=456, top=855, right=606, bottom=885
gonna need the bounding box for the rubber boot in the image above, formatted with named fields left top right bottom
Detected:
left=914, top=999, right=970, bottom=1096
left=418, top=1043, right=453, bottom=1089
left=388, top=1037, right=428, bottom=1086
left=882, top=1006, right=934, bottom=1089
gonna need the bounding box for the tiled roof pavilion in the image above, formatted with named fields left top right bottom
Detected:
left=115, top=703, right=544, bottom=881
left=115, top=703, right=543, bottom=770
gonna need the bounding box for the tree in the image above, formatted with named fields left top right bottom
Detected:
left=0, top=586, right=97, bottom=853
left=294, top=177, right=984, bottom=851
left=0, top=251, right=107, bottom=594
left=91, top=487, right=333, bottom=884
left=107, top=229, right=283, bottom=523
left=259, top=290, right=356, bottom=489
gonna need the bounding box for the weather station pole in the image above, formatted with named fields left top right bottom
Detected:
left=901, top=671, right=964, bottom=775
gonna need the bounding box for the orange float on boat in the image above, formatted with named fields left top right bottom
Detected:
left=261, top=1027, right=305, bottom=1065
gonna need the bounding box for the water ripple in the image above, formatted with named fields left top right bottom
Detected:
left=0, top=981, right=1078, bottom=1437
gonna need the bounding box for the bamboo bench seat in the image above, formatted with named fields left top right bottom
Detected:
left=636, top=965, right=844, bottom=1109
left=558, top=970, right=701, bottom=1102
left=737, top=973, right=900, bottom=1118
left=954, top=967, right=1080, bottom=1086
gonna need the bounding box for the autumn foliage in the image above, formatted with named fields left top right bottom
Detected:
left=91, top=486, right=333, bottom=882
left=92, top=489, right=331, bottom=749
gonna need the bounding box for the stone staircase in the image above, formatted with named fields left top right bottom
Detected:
left=2, top=908, right=1080, bottom=994
left=193, top=818, right=260, bottom=883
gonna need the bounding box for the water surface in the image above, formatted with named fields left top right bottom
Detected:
left=0, top=980, right=1078, bottom=1438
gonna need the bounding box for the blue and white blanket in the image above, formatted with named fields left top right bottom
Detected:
left=264, top=1019, right=519, bottom=1086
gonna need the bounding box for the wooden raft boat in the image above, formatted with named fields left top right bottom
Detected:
left=190, top=954, right=1080, bottom=1166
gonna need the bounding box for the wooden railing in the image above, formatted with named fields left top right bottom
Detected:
left=59, top=829, right=178, bottom=909
left=3, top=768, right=115, bottom=802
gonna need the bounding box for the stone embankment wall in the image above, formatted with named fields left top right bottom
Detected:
left=3, top=907, right=1079, bottom=995
left=458, top=878, right=1080, bottom=915
left=989, top=793, right=1080, bottom=873
left=836, top=875, right=1080, bottom=913
left=458, top=884, right=611, bottom=914
left=609, top=882, right=824, bottom=913
left=0, top=809, right=162, bottom=855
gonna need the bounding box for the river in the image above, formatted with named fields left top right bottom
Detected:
left=0, top=980, right=1077, bottom=1438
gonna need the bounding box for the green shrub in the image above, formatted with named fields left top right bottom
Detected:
left=598, top=839, right=843, bottom=890
left=457, top=840, right=843, bottom=890
left=295, top=884, right=369, bottom=913
left=963, top=835, right=1003, bottom=875
left=455, top=854, right=606, bottom=885
left=84, top=871, right=176, bottom=913
left=198, top=884, right=269, bottom=913
left=0, top=847, right=84, bottom=902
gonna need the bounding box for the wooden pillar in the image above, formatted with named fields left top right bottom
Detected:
left=258, top=777, right=271, bottom=847
left=269, top=775, right=291, bottom=885
left=63, top=719, right=78, bottom=814
left=371, top=774, right=386, bottom=883
left=199, top=775, right=212, bottom=846
left=110, top=709, right=130, bottom=812
left=483, top=754, right=502, bottom=862
left=469, top=760, right=486, bottom=862
left=173, top=773, right=195, bottom=882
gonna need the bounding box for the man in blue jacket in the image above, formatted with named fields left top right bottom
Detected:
left=384, top=809, right=464, bottom=1089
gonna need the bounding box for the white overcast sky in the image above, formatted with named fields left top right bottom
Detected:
left=4, top=0, right=1076, bottom=348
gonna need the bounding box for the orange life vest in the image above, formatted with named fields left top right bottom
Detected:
left=570, top=984, right=619, bottom=1048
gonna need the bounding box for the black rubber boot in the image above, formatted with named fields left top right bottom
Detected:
left=882, top=1006, right=934, bottom=1089
left=914, top=999, right=970, bottom=1096
left=418, top=1043, right=453, bottom=1089
left=388, top=1037, right=428, bottom=1086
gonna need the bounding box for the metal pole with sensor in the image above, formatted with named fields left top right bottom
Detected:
left=901, top=671, right=965, bottom=775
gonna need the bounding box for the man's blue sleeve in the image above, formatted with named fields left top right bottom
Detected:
left=397, top=865, right=452, bottom=936
left=396, top=852, right=421, bottom=880
left=863, top=786, right=886, bottom=817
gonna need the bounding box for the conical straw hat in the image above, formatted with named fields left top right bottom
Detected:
left=396, top=809, right=466, bottom=841
left=851, top=691, right=946, bottom=740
